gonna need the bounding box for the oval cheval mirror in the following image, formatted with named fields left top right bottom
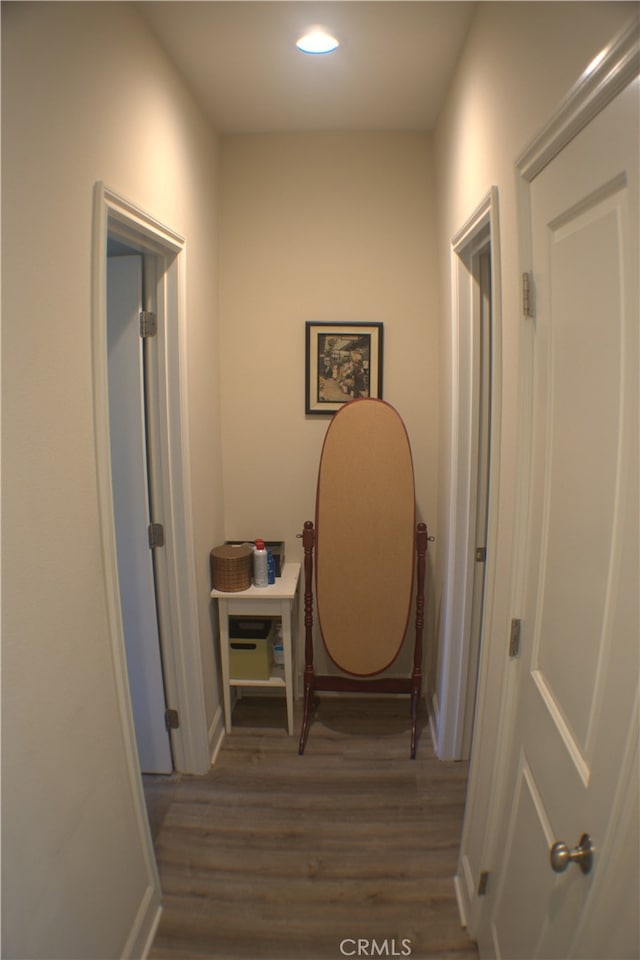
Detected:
left=298, top=399, right=428, bottom=758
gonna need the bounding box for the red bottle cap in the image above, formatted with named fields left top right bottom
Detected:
left=255, top=539, right=265, bottom=550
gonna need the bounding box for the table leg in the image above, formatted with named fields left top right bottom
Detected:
left=282, top=602, right=294, bottom=736
left=218, top=600, right=232, bottom=733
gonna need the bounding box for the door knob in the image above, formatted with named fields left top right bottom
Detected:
left=550, top=833, right=593, bottom=874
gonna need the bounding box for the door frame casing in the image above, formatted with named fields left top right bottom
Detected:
left=92, top=182, right=210, bottom=779
left=455, top=16, right=640, bottom=941
left=435, top=186, right=502, bottom=762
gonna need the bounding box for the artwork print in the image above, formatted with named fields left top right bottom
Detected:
left=305, top=322, right=383, bottom=415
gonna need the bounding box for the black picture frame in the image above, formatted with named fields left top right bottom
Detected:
left=305, top=322, right=384, bottom=415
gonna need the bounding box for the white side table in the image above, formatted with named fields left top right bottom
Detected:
left=211, top=562, right=301, bottom=735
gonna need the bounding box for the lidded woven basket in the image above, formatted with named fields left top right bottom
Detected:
left=210, top=543, right=253, bottom=592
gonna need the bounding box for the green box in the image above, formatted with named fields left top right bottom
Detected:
left=229, top=634, right=273, bottom=680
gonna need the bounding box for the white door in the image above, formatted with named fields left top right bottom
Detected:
left=482, top=79, right=639, bottom=958
left=107, top=255, right=173, bottom=774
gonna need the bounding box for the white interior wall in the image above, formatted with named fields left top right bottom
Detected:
left=432, top=0, right=636, bottom=851
left=1, top=3, right=223, bottom=956
left=218, top=132, right=439, bottom=679
left=4, top=1, right=637, bottom=956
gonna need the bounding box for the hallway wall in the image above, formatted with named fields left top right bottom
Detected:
left=218, top=132, right=438, bottom=677
left=2, top=3, right=223, bottom=956
left=4, top=2, right=636, bottom=957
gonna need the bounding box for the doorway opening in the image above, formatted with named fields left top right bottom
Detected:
left=436, top=187, right=501, bottom=762
left=460, top=242, right=492, bottom=757
left=92, top=185, right=210, bottom=816
left=107, top=246, right=173, bottom=774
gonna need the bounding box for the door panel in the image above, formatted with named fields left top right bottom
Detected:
left=535, top=188, right=625, bottom=753
left=107, top=255, right=172, bottom=774
left=486, top=78, right=638, bottom=959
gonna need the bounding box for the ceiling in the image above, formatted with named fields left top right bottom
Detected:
left=137, top=1, right=477, bottom=134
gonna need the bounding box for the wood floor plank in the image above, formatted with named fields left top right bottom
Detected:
left=148, top=697, right=478, bottom=960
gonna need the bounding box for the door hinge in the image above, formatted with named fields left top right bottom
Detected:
left=140, top=310, right=157, bottom=338
left=148, top=522, right=165, bottom=548
left=522, top=272, right=534, bottom=318
left=509, top=618, right=522, bottom=658
left=475, top=546, right=487, bottom=563
left=165, top=708, right=180, bottom=731
left=478, top=871, right=490, bottom=896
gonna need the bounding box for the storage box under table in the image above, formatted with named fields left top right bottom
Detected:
left=228, top=618, right=275, bottom=680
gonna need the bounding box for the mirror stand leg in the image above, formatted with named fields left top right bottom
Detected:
left=298, top=521, right=316, bottom=755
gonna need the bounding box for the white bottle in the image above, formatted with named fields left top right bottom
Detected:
left=253, top=538, right=268, bottom=587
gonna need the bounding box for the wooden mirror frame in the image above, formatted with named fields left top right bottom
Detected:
left=298, top=399, right=428, bottom=758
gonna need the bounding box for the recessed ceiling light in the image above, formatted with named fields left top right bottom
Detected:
left=296, top=27, right=339, bottom=55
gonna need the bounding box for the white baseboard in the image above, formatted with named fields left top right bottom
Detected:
left=208, top=705, right=225, bottom=766
left=122, top=883, right=162, bottom=959
left=429, top=691, right=441, bottom=757
left=453, top=872, right=469, bottom=930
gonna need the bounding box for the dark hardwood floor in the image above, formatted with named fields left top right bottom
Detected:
left=147, top=696, right=479, bottom=960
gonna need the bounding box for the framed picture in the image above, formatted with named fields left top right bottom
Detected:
left=305, top=322, right=384, bottom=415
